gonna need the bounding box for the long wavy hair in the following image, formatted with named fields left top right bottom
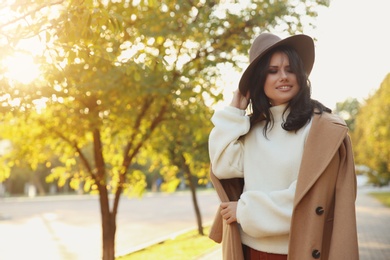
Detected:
left=247, top=46, right=331, bottom=136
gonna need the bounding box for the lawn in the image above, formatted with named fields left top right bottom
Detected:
left=116, top=227, right=219, bottom=260
left=370, top=192, right=390, bottom=208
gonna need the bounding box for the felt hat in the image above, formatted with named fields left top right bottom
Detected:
left=239, top=33, right=315, bottom=94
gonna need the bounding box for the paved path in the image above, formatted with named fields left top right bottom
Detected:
left=356, top=187, right=390, bottom=260
left=0, top=191, right=220, bottom=260
left=198, top=186, right=390, bottom=260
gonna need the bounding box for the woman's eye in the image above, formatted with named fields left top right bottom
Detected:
left=268, top=69, right=277, bottom=74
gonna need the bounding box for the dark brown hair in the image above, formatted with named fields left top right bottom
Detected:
left=247, top=46, right=331, bottom=136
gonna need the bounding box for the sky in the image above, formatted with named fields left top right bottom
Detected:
left=309, top=0, right=390, bottom=109
left=218, top=0, right=390, bottom=110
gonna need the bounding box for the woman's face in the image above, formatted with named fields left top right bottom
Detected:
left=264, top=51, right=300, bottom=106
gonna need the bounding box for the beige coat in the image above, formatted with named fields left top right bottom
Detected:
left=209, top=112, right=359, bottom=260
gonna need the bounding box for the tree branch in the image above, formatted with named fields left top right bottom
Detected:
left=0, top=0, right=65, bottom=30
left=112, top=100, right=168, bottom=214
left=38, top=118, right=96, bottom=181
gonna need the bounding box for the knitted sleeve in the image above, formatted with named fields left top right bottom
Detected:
left=237, top=180, right=297, bottom=238
left=209, top=106, right=250, bottom=179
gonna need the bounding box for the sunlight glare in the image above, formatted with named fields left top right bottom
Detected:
left=33, top=98, right=48, bottom=113
left=3, top=53, right=40, bottom=84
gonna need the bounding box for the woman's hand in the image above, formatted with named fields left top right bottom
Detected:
left=230, top=89, right=250, bottom=110
left=220, top=202, right=238, bottom=224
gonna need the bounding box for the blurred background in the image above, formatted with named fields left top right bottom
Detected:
left=0, top=0, right=389, bottom=259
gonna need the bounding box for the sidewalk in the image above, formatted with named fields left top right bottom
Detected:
left=356, top=186, right=390, bottom=259
left=198, top=186, right=390, bottom=260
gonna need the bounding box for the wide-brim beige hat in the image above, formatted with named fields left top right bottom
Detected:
left=239, top=33, right=315, bottom=94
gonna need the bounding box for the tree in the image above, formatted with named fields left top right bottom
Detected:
left=354, top=73, right=390, bottom=186
left=334, top=98, right=361, bottom=132
left=150, top=92, right=214, bottom=236
left=0, top=1, right=329, bottom=259
left=334, top=98, right=361, bottom=166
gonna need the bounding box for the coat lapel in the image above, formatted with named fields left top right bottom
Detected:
left=294, top=112, right=348, bottom=207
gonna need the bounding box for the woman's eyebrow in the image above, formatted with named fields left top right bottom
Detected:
left=268, top=65, right=290, bottom=68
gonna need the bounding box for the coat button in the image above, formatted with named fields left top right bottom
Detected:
left=312, top=249, right=321, bottom=259
left=315, top=206, right=324, bottom=215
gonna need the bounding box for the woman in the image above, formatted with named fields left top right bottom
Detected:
left=208, top=33, right=359, bottom=260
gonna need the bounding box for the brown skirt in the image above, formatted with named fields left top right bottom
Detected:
left=243, top=245, right=288, bottom=260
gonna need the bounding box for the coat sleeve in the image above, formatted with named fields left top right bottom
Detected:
left=208, top=168, right=245, bottom=260
left=328, top=135, right=359, bottom=259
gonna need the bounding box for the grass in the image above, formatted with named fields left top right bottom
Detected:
left=116, top=227, right=220, bottom=260
left=370, top=192, right=390, bottom=208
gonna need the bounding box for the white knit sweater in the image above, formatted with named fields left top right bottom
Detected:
left=209, top=104, right=312, bottom=254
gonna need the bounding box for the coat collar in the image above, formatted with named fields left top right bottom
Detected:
left=294, top=112, right=348, bottom=206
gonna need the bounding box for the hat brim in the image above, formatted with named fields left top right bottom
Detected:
left=238, top=34, right=315, bottom=95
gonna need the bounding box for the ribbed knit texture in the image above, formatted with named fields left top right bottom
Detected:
left=209, top=104, right=312, bottom=254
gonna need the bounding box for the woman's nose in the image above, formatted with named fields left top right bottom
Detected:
left=280, top=71, right=288, bottom=81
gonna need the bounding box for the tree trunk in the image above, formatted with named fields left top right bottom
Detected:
left=185, top=170, right=204, bottom=236
left=92, top=129, right=117, bottom=260
left=99, top=185, right=117, bottom=260
left=31, top=172, right=45, bottom=196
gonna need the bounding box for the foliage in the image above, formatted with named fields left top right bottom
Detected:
left=334, top=98, right=361, bottom=132
left=0, top=0, right=329, bottom=259
left=354, top=73, right=390, bottom=186
left=0, top=1, right=330, bottom=193
left=334, top=98, right=361, bottom=168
